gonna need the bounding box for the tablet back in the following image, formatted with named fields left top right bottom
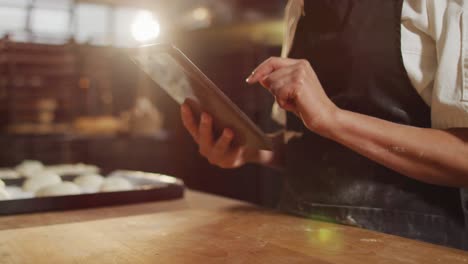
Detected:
left=130, top=44, right=272, bottom=150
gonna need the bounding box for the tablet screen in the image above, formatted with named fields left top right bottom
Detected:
left=133, top=52, right=194, bottom=105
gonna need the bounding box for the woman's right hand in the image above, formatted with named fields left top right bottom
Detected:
left=180, top=103, right=254, bottom=169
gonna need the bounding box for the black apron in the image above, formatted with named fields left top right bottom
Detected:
left=280, top=0, right=468, bottom=250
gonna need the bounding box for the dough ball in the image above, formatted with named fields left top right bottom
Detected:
left=22, top=173, right=61, bottom=193
left=0, top=169, right=19, bottom=179
left=5, top=186, right=32, bottom=200
left=100, top=177, right=133, bottom=192
left=45, top=163, right=99, bottom=176
left=36, top=182, right=81, bottom=197
left=0, top=188, right=10, bottom=200
left=74, top=174, right=104, bottom=192
left=0, top=179, right=5, bottom=189
left=16, top=160, right=44, bottom=178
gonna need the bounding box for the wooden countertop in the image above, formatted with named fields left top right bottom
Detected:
left=0, top=190, right=467, bottom=263
left=0, top=190, right=243, bottom=231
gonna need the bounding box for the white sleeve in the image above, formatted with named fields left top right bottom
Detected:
left=402, top=0, right=468, bottom=129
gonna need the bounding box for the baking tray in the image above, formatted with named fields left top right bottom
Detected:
left=0, top=170, right=184, bottom=215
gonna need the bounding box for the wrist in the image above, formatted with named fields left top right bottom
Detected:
left=322, top=107, right=345, bottom=141
left=303, top=104, right=342, bottom=139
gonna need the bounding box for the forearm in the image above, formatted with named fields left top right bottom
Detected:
left=324, top=109, right=468, bottom=187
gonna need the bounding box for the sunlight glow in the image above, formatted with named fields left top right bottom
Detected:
left=131, top=11, right=160, bottom=43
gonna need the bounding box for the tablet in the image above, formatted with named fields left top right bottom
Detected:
left=130, top=44, right=272, bottom=150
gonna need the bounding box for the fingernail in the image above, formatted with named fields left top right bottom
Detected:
left=246, top=72, right=255, bottom=83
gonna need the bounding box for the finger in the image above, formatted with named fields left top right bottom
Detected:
left=246, top=57, right=298, bottom=84
left=181, top=103, right=199, bottom=142
left=265, top=73, right=300, bottom=113
left=260, top=65, right=296, bottom=91
left=275, top=89, right=298, bottom=113
left=209, top=129, right=234, bottom=163
left=198, top=112, right=214, bottom=155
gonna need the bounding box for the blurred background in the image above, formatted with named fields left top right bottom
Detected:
left=0, top=0, right=286, bottom=207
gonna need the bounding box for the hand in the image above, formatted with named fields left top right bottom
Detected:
left=246, top=57, right=338, bottom=136
left=180, top=102, right=255, bottom=169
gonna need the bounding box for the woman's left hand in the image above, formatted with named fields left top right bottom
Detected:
left=246, top=57, right=338, bottom=136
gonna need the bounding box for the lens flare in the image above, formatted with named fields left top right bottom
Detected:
left=304, top=223, right=344, bottom=251
left=131, top=11, right=160, bottom=42
left=192, top=7, right=210, bottom=21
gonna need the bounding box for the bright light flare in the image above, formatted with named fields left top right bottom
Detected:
left=192, top=7, right=210, bottom=21
left=131, top=11, right=160, bottom=43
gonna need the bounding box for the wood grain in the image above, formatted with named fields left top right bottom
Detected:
left=0, top=195, right=467, bottom=263
left=0, top=190, right=245, bottom=230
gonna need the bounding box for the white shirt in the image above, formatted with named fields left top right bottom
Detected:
left=274, top=0, right=468, bottom=129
